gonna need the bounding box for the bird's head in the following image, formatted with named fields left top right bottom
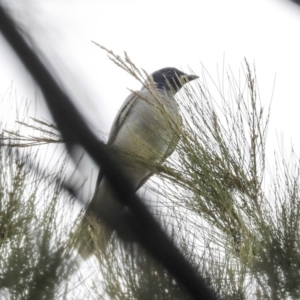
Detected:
left=149, top=67, right=199, bottom=94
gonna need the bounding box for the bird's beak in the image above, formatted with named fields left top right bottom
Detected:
left=180, top=74, right=199, bottom=82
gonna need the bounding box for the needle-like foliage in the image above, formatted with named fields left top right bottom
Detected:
left=2, top=43, right=300, bottom=299
left=79, top=46, right=300, bottom=299
left=0, top=119, right=77, bottom=299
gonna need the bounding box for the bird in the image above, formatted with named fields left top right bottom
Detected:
left=73, top=67, right=199, bottom=259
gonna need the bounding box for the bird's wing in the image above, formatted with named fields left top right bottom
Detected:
left=96, top=91, right=139, bottom=187
left=107, top=91, right=139, bottom=146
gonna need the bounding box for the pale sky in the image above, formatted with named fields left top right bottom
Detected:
left=1, top=1, right=300, bottom=297
left=1, top=0, right=300, bottom=156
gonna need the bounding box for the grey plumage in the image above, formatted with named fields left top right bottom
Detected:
left=73, top=67, right=198, bottom=258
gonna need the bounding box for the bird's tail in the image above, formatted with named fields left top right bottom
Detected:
left=70, top=212, right=113, bottom=259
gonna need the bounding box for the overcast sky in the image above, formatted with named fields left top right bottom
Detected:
left=1, top=1, right=300, bottom=296
left=1, top=0, right=300, bottom=160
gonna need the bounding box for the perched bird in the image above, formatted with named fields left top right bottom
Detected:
left=73, top=67, right=198, bottom=258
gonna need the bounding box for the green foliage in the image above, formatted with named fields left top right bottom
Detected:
left=2, top=48, right=300, bottom=299
left=0, top=144, right=76, bottom=299
left=88, top=47, right=300, bottom=299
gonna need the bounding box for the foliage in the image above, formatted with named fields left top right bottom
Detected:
left=2, top=47, right=300, bottom=299
left=0, top=121, right=77, bottom=299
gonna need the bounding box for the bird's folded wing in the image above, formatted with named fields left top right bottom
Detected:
left=108, top=91, right=139, bottom=146
left=96, top=91, right=139, bottom=187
